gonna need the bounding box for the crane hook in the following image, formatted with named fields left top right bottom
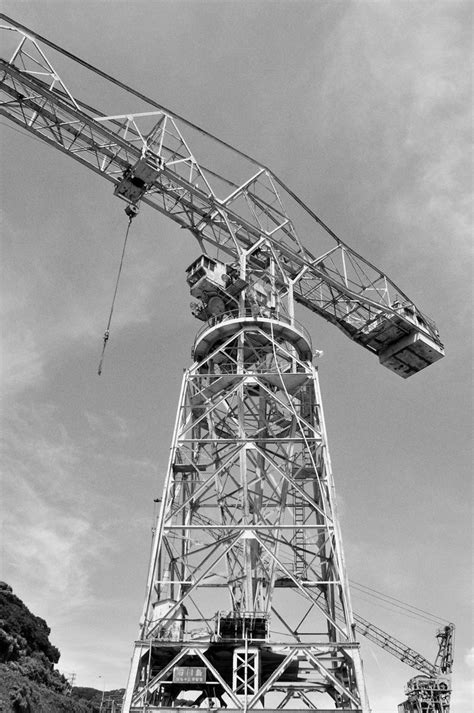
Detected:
left=125, top=202, right=139, bottom=221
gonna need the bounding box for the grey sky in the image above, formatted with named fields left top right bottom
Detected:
left=1, top=1, right=472, bottom=710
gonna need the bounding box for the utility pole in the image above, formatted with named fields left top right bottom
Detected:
left=99, top=675, right=105, bottom=713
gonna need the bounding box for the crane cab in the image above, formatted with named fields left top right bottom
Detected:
left=186, top=255, right=247, bottom=321
left=186, top=256, right=230, bottom=298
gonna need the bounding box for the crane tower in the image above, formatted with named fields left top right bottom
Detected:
left=122, top=254, right=370, bottom=711
left=0, top=16, right=446, bottom=712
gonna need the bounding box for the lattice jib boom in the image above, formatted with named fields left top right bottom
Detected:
left=0, top=16, right=444, bottom=377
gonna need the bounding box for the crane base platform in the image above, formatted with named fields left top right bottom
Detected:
left=130, top=709, right=362, bottom=713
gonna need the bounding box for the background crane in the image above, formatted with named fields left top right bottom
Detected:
left=350, top=617, right=454, bottom=712
left=0, top=11, right=466, bottom=712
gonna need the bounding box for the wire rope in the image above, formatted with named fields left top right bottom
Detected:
left=349, top=579, right=448, bottom=626
left=350, top=588, right=445, bottom=627
left=97, top=208, right=136, bottom=375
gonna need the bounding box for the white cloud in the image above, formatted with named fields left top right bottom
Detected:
left=312, top=2, right=471, bottom=243
left=1, top=407, right=102, bottom=613
left=3, top=478, right=98, bottom=612
left=465, top=646, right=474, bottom=669
left=84, top=410, right=129, bottom=441
left=451, top=673, right=474, bottom=711
left=0, top=327, right=45, bottom=393
left=3, top=405, right=80, bottom=491
left=1, top=400, right=154, bottom=619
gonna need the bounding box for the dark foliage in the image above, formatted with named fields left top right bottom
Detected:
left=0, top=665, right=92, bottom=712
left=0, top=582, right=60, bottom=664
left=0, top=583, right=123, bottom=712
left=72, top=687, right=125, bottom=710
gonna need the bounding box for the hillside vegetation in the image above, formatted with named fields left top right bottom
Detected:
left=0, top=582, right=123, bottom=712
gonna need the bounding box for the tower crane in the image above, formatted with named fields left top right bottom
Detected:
left=0, top=15, right=449, bottom=713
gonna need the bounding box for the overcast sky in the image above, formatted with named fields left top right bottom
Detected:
left=0, top=1, right=472, bottom=710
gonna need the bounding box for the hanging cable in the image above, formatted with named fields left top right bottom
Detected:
left=349, top=579, right=449, bottom=626
left=98, top=203, right=139, bottom=375
left=350, top=589, right=445, bottom=627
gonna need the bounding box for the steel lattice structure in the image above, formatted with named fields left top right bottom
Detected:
left=0, top=15, right=450, bottom=713
left=122, top=304, right=368, bottom=712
